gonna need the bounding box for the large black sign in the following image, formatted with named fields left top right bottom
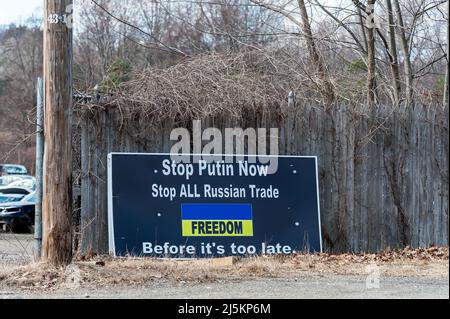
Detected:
left=108, top=153, right=322, bottom=257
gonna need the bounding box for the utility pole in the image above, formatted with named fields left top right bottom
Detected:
left=34, top=77, right=44, bottom=261
left=42, top=0, right=74, bottom=266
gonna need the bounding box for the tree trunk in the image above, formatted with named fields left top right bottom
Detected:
left=444, top=57, right=449, bottom=106
left=356, top=6, right=368, bottom=52
left=444, top=0, right=449, bottom=106
left=366, top=0, right=377, bottom=105
left=297, top=0, right=335, bottom=105
left=42, top=0, right=73, bottom=266
left=386, top=0, right=401, bottom=106
left=393, top=0, right=413, bottom=104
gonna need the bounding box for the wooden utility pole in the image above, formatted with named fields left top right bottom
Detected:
left=42, top=0, right=73, bottom=266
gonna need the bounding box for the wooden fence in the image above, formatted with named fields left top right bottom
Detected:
left=74, top=103, right=449, bottom=254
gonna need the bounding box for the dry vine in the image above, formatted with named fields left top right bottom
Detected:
left=77, top=49, right=334, bottom=123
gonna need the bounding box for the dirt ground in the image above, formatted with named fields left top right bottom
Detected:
left=0, top=233, right=448, bottom=299
left=0, top=233, right=33, bottom=267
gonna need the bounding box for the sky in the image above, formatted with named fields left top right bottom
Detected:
left=0, top=0, right=42, bottom=25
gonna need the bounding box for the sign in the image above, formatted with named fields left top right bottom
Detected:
left=107, top=153, right=322, bottom=257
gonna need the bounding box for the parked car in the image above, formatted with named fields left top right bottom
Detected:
left=0, top=164, right=28, bottom=176
left=0, top=175, right=23, bottom=186
left=0, top=193, right=25, bottom=204
left=8, top=178, right=36, bottom=191
left=0, top=175, right=35, bottom=187
left=0, top=192, right=35, bottom=233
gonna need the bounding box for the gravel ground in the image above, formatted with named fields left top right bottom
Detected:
left=1, top=275, right=448, bottom=299
left=1, top=233, right=448, bottom=299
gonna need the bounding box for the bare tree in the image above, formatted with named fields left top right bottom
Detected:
left=0, top=20, right=42, bottom=169
left=392, top=0, right=413, bottom=104
left=386, top=0, right=401, bottom=105
left=365, top=0, right=377, bottom=105
left=297, top=0, right=335, bottom=104
left=443, top=0, right=448, bottom=106
left=73, top=0, right=447, bottom=106
left=249, top=0, right=335, bottom=104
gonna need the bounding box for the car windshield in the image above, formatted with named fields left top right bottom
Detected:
left=1, top=165, right=27, bottom=175
left=0, top=194, right=24, bottom=203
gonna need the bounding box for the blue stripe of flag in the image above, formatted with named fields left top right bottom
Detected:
left=181, top=203, right=252, bottom=220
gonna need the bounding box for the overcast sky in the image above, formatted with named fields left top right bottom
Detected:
left=0, top=0, right=42, bottom=25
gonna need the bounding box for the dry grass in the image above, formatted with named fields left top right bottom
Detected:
left=0, top=247, right=447, bottom=292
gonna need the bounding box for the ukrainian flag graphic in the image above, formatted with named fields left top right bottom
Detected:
left=181, top=203, right=253, bottom=237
